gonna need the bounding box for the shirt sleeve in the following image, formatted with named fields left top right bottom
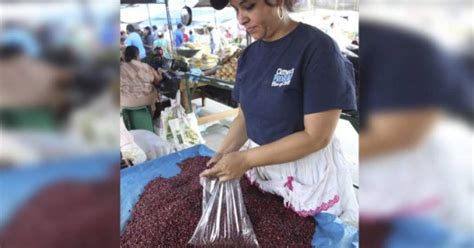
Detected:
left=303, top=42, right=357, bottom=114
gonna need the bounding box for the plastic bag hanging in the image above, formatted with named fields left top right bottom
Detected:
left=189, top=177, right=259, bottom=247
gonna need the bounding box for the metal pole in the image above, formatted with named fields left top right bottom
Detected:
left=79, top=0, right=93, bottom=26
left=165, top=0, right=175, bottom=53
left=146, top=4, right=153, bottom=27
left=214, top=9, right=217, bottom=27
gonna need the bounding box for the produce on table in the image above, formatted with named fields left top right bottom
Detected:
left=215, top=57, right=238, bottom=82
left=221, top=46, right=240, bottom=58
left=189, top=53, right=219, bottom=70
left=214, top=48, right=241, bottom=82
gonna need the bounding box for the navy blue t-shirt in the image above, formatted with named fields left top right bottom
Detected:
left=359, top=21, right=473, bottom=129
left=232, top=23, right=357, bottom=145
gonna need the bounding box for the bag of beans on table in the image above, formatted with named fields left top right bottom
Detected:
left=188, top=177, right=259, bottom=247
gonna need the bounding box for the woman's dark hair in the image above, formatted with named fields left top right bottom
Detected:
left=124, top=45, right=139, bottom=62
left=264, top=0, right=296, bottom=12
left=189, top=30, right=193, bottom=35
left=145, top=26, right=152, bottom=36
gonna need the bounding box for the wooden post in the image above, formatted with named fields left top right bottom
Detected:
left=179, top=79, right=192, bottom=113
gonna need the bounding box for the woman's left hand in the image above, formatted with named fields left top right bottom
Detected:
left=199, top=151, right=250, bottom=182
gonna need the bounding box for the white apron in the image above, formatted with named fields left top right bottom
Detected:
left=242, top=136, right=359, bottom=227
left=360, top=119, right=473, bottom=231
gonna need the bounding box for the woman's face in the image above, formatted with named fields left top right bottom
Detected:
left=230, top=0, right=280, bottom=40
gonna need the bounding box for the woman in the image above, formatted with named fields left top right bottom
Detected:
left=0, top=44, right=70, bottom=129
left=359, top=21, right=473, bottom=247
left=120, top=45, right=161, bottom=113
left=200, top=0, right=359, bottom=226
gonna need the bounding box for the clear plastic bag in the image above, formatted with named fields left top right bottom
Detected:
left=188, top=177, right=259, bottom=247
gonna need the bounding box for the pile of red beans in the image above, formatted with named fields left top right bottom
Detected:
left=120, top=156, right=315, bottom=247
left=0, top=170, right=120, bottom=248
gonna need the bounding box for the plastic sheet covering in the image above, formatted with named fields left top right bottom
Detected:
left=120, top=145, right=215, bottom=232
left=189, top=177, right=259, bottom=247
left=0, top=152, right=118, bottom=229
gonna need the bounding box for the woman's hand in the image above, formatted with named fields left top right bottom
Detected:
left=206, top=152, right=224, bottom=167
left=200, top=151, right=250, bottom=182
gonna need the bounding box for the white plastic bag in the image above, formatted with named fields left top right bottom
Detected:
left=188, top=177, right=259, bottom=247
left=159, top=91, right=204, bottom=148
left=129, top=130, right=174, bottom=160
left=158, top=106, right=175, bottom=142
left=121, top=143, right=147, bottom=165
left=120, top=118, right=147, bottom=165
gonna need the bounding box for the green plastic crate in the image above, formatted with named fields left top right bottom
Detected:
left=121, top=106, right=154, bottom=133
left=0, top=108, right=56, bottom=131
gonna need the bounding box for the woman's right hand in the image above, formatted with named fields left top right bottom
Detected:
left=206, top=152, right=224, bottom=167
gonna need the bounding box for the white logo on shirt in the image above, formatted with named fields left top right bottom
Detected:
left=271, top=68, right=295, bottom=87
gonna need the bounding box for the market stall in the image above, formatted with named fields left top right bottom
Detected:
left=119, top=1, right=360, bottom=246
left=120, top=1, right=246, bottom=142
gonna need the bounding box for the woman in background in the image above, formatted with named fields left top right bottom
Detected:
left=120, top=46, right=161, bottom=113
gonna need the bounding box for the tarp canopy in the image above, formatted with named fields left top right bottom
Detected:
left=120, top=4, right=236, bottom=29
left=192, top=0, right=359, bottom=11
left=120, top=0, right=358, bottom=10
left=119, top=0, right=358, bottom=29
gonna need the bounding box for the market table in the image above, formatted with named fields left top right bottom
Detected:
left=179, top=72, right=359, bottom=132
left=179, top=73, right=238, bottom=125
